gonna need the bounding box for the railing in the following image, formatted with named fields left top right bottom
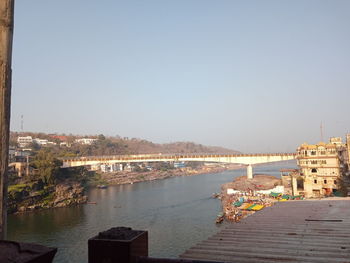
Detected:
left=60, top=152, right=297, bottom=162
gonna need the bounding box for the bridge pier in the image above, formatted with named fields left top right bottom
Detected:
left=247, top=164, right=253, bottom=179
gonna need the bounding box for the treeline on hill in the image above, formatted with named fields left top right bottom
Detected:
left=10, top=132, right=240, bottom=157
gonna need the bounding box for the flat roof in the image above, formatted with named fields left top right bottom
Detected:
left=180, top=199, right=350, bottom=263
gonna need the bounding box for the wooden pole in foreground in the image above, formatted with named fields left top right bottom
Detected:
left=0, top=0, right=14, bottom=240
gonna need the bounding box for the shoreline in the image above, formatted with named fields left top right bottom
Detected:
left=10, top=164, right=244, bottom=214
left=94, top=164, right=244, bottom=187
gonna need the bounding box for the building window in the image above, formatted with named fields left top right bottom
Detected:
left=311, top=168, right=317, bottom=173
left=324, top=179, right=327, bottom=184
left=334, top=180, right=337, bottom=185
left=314, top=179, right=317, bottom=184
left=311, top=151, right=316, bottom=155
left=320, top=151, right=326, bottom=155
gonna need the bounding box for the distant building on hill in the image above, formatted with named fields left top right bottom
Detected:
left=49, top=135, right=71, bottom=147
left=33, top=138, right=56, bottom=146
left=8, top=162, right=33, bottom=177
left=8, top=150, right=32, bottom=177
left=59, top=142, right=71, bottom=147
left=17, top=136, right=33, bottom=148
left=75, top=138, right=97, bottom=145
left=33, top=138, right=48, bottom=146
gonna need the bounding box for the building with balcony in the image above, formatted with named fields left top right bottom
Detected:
left=294, top=137, right=347, bottom=198
left=281, top=136, right=349, bottom=198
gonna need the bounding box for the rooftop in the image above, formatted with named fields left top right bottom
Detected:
left=180, top=199, right=350, bottom=263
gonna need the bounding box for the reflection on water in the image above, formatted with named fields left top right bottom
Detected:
left=9, top=206, right=85, bottom=240
left=8, top=161, right=296, bottom=263
left=8, top=206, right=86, bottom=262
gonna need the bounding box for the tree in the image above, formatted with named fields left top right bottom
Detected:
left=98, top=134, right=106, bottom=141
left=30, top=150, right=63, bottom=185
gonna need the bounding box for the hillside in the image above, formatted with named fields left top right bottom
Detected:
left=118, top=140, right=240, bottom=154
left=10, top=132, right=240, bottom=156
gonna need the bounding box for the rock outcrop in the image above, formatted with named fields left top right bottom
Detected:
left=8, top=180, right=87, bottom=214
left=53, top=182, right=87, bottom=207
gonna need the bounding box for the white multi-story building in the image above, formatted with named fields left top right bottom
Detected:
left=295, top=137, right=347, bottom=198
left=113, top=163, right=123, bottom=171
left=100, top=163, right=123, bottom=173
left=17, top=136, right=33, bottom=148
left=75, top=138, right=98, bottom=145
left=33, top=138, right=56, bottom=146
left=33, top=138, right=48, bottom=145
left=100, top=164, right=110, bottom=173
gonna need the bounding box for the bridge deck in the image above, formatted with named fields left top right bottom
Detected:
left=61, top=153, right=296, bottom=168
left=180, top=199, right=350, bottom=263
left=61, top=153, right=296, bottom=161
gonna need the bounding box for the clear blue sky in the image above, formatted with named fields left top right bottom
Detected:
left=11, top=0, right=350, bottom=153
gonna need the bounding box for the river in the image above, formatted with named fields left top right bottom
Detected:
left=7, top=161, right=296, bottom=263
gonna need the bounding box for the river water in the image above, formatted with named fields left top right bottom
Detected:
left=7, top=161, right=296, bottom=263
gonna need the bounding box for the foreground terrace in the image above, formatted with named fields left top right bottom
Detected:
left=180, top=198, right=350, bottom=263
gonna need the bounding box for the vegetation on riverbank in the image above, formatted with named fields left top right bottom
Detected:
left=10, top=131, right=240, bottom=157
left=8, top=160, right=241, bottom=214
left=8, top=180, right=87, bottom=213
left=8, top=149, right=93, bottom=214
left=8, top=131, right=240, bottom=213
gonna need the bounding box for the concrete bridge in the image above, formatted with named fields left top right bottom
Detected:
left=61, top=153, right=296, bottom=179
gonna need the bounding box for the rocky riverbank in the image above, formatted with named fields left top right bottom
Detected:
left=95, top=164, right=243, bottom=186
left=8, top=180, right=87, bottom=214
left=8, top=164, right=242, bottom=214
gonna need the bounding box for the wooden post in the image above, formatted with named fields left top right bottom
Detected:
left=0, top=0, right=15, bottom=240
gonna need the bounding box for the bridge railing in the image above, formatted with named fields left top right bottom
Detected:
left=60, top=152, right=296, bottom=163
